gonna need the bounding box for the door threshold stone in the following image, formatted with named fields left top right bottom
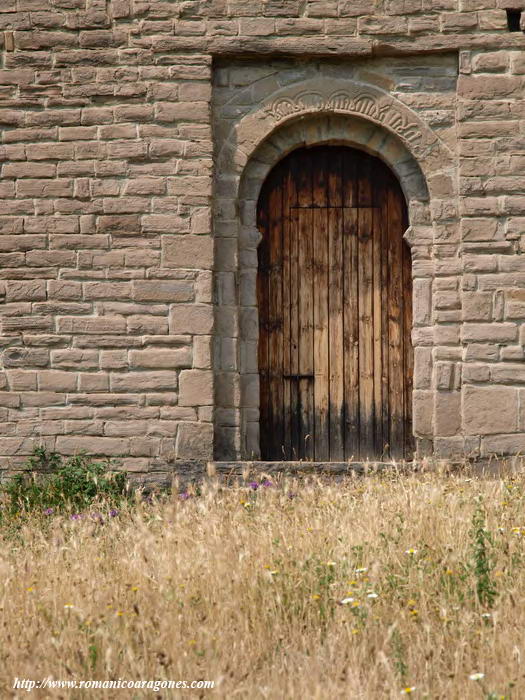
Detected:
left=207, top=461, right=414, bottom=476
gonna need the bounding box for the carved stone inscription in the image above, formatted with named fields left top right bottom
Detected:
left=265, top=87, right=427, bottom=154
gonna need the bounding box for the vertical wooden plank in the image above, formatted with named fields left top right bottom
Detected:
left=328, top=149, right=343, bottom=208
left=297, top=151, right=314, bottom=460
left=343, top=207, right=360, bottom=460
left=357, top=154, right=373, bottom=207
left=342, top=151, right=358, bottom=460
left=282, top=166, right=293, bottom=460
left=371, top=206, right=384, bottom=459
left=377, top=174, right=391, bottom=459
left=358, top=207, right=375, bottom=459
left=312, top=152, right=330, bottom=461
left=328, top=207, right=345, bottom=460
left=257, top=184, right=271, bottom=460
left=298, top=207, right=314, bottom=460
left=267, top=178, right=284, bottom=459
left=288, top=207, right=300, bottom=460
left=289, top=157, right=301, bottom=460
left=387, top=184, right=405, bottom=461
left=313, top=208, right=329, bottom=460
left=342, top=149, right=357, bottom=208
left=371, top=156, right=386, bottom=459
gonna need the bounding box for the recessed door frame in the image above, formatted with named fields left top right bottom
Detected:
left=212, top=104, right=452, bottom=461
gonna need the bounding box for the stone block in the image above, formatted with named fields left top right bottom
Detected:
left=193, top=335, right=213, bottom=369
left=111, top=372, right=178, bottom=392
left=79, top=373, right=109, bottom=392
left=51, top=350, right=99, bottom=370
left=179, top=369, right=213, bottom=406
left=462, top=323, right=517, bottom=343
left=162, top=235, right=214, bottom=270
left=414, top=347, right=432, bottom=389
left=339, top=0, right=371, bottom=15
left=6, top=370, right=37, bottom=391
left=505, top=290, right=525, bottom=319
left=170, top=305, right=214, bottom=335
left=176, top=421, right=214, bottom=460
left=6, top=280, right=46, bottom=302
left=56, top=436, right=129, bottom=456
left=491, top=364, right=525, bottom=384
left=435, top=361, right=460, bottom=390
left=2, top=347, right=48, bottom=367
left=414, top=390, right=434, bottom=437
left=463, top=386, right=518, bottom=435
left=482, top=434, right=525, bottom=457
left=462, top=292, right=492, bottom=321
left=132, top=280, right=194, bottom=303
left=463, top=364, right=490, bottom=383
left=38, top=370, right=77, bottom=392
left=129, top=348, right=192, bottom=369
left=413, top=279, right=432, bottom=326
left=358, top=16, right=408, bottom=33
left=435, top=391, right=461, bottom=437
left=434, top=436, right=480, bottom=459
left=57, top=317, right=127, bottom=335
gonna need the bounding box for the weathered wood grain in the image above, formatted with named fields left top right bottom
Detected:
left=257, top=146, right=413, bottom=461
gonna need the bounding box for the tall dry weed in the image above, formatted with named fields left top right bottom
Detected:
left=1, top=468, right=524, bottom=698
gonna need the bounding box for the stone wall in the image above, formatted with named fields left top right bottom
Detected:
left=1, top=0, right=525, bottom=475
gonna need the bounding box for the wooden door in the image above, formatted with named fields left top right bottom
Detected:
left=257, top=145, right=413, bottom=461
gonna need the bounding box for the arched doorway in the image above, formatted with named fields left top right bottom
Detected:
left=257, top=145, right=413, bottom=461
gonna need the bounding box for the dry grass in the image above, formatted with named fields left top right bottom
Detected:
left=1, top=467, right=525, bottom=698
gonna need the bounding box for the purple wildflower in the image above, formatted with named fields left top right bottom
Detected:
left=261, top=479, right=273, bottom=488
left=179, top=492, right=191, bottom=501
left=90, top=512, right=104, bottom=523
left=43, top=507, right=54, bottom=515
left=248, top=481, right=259, bottom=490
left=70, top=513, right=82, bottom=520
left=109, top=509, right=119, bottom=517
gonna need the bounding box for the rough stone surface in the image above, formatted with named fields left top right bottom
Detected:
left=1, top=1, right=525, bottom=477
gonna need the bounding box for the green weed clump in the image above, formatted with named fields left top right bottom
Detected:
left=1, top=446, right=129, bottom=517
